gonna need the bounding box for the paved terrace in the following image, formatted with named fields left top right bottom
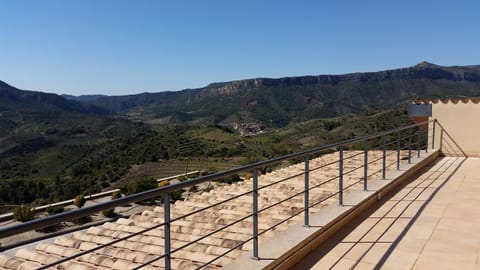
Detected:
left=292, top=156, right=480, bottom=270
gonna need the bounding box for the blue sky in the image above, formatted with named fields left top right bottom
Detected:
left=0, top=0, right=479, bottom=95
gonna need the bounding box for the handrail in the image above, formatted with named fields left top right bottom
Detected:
left=0, top=120, right=432, bottom=239
left=0, top=170, right=199, bottom=222
left=0, top=189, right=120, bottom=222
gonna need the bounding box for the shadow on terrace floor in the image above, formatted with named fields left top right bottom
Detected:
left=292, top=156, right=468, bottom=270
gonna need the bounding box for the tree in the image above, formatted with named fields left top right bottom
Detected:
left=111, top=191, right=122, bottom=200
left=102, top=208, right=115, bottom=218
left=73, top=195, right=86, bottom=208
left=46, top=205, right=65, bottom=215
left=13, top=204, right=34, bottom=222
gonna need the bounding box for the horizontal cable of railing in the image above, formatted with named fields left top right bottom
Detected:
left=257, top=171, right=305, bottom=191
left=258, top=189, right=305, bottom=214
left=309, top=159, right=340, bottom=173
left=309, top=175, right=340, bottom=191
left=170, top=190, right=252, bottom=223
left=171, top=213, right=253, bottom=254
left=366, top=168, right=383, bottom=179
left=342, top=164, right=365, bottom=177
left=342, top=151, right=365, bottom=161
left=191, top=235, right=256, bottom=270
left=36, top=220, right=167, bottom=270
left=367, top=155, right=384, bottom=166
left=343, top=177, right=366, bottom=192
left=308, top=189, right=341, bottom=209
left=259, top=207, right=305, bottom=237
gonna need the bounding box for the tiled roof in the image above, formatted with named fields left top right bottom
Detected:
left=412, top=97, right=480, bottom=104
left=0, top=151, right=399, bottom=270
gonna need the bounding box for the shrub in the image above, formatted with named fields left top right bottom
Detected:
left=36, top=205, right=66, bottom=233
left=36, top=223, right=62, bottom=233
left=207, top=166, right=217, bottom=173
left=215, top=174, right=242, bottom=184
left=121, top=178, right=158, bottom=196
left=170, top=190, right=184, bottom=201
left=111, top=191, right=122, bottom=200
left=188, top=172, right=199, bottom=178
left=177, top=175, right=188, bottom=182
left=324, top=120, right=340, bottom=131
left=244, top=173, right=253, bottom=180
left=73, top=195, right=86, bottom=208
left=46, top=205, right=65, bottom=215
left=158, top=180, right=170, bottom=187
left=102, top=191, right=121, bottom=218
left=230, top=174, right=241, bottom=183
left=13, top=205, right=34, bottom=222
left=102, top=208, right=115, bottom=218
left=71, top=215, right=92, bottom=225
left=119, top=178, right=159, bottom=204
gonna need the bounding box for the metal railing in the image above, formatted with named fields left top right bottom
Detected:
left=0, top=170, right=199, bottom=222
left=0, top=120, right=436, bottom=269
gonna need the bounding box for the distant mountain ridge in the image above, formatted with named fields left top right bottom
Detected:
left=0, top=80, right=107, bottom=115
left=70, top=62, right=480, bottom=127
left=62, top=94, right=108, bottom=103
left=0, top=80, right=88, bottom=113
left=2, top=62, right=480, bottom=128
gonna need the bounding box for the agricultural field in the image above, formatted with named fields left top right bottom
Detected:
left=113, top=157, right=243, bottom=189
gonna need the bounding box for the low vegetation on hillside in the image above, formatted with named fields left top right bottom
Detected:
left=0, top=107, right=412, bottom=212
left=1, top=62, right=479, bottom=211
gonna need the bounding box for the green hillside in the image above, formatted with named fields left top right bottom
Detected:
left=1, top=62, right=480, bottom=209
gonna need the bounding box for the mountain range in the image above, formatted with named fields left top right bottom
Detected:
left=1, top=61, right=480, bottom=207
left=61, top=61, right=480, bottom=127
left=1, top=61, right=480, bottom=142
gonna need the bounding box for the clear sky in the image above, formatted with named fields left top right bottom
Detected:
left=0, top=0, right=479, bottom=96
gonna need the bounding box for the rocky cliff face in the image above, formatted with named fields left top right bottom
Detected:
left=207, top=62, right=480, bottom=92
left=176, top=62, right=480, bottom=104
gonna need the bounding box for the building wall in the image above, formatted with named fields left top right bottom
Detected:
left=429, top=99, right=480, bottom=156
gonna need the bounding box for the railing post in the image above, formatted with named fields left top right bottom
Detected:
left=425, top=122, right=429, bottom=153
left=363, top=139, right=368, bottom=191
left=164, top=192, right=171, bottom=270
left=440, top=128, right=444, bottom=151
left=382, top=135, right=386, bottom=180
left=339, top=146, right=343, bottom=206
left=396, top=131, right=401, bottom=170
left=432, top=120, right=436, bottom=149
left=252, top=169, right=259, bottom=260
left=417, top=126, right=421, bottom=158
left=304, top=155, right=309, bottom=227
left=408, top=127, right=412, bottom=164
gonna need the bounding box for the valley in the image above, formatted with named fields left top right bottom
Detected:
left=1, top=62, right=480, bottom=210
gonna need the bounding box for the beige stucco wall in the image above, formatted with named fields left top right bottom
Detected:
left=430, top=100, right=480, bottom=156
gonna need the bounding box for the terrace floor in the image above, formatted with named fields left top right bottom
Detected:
left=292, top=156, right=480, bottom=270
